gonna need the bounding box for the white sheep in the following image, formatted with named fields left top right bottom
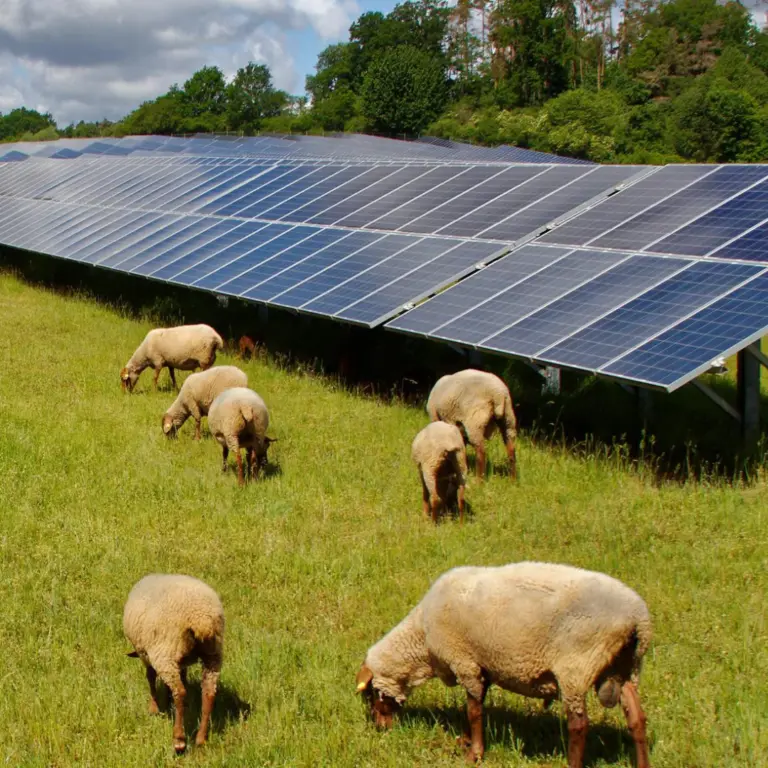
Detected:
left=426, top=369, right=517, bottom=480
left=123, top=573, right=225, bottom=754
left=120, top=324, right=224, bottom=393
left=162, top=365, right=248, bottom=440
left=356, top=561, right=651, bottom=768
left=207, top=386, right=275, bottom=486
left=411, top=421, right=468, bottom=524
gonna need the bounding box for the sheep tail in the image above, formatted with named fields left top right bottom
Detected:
left=213, top=332, right=225, bottom=351
left=631, top=615, right=653, bottom=681
left=496, top=390, right=517, bottom=441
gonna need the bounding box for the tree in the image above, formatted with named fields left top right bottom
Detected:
left=227, top=63, right=288, bottom=132
left=0, top=108, right=56, bottom=140
left=361, top=45, right=448, bottom=135
left=182, top=66, right=227, bottom=117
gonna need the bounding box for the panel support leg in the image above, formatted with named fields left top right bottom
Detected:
left=738, top=344, right=761, bottom=451
left=542, top=366, right=560, bottom=395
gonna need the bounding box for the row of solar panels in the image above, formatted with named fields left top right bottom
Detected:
left=0, top=132, right=592, bottom=165
left=0, top=155, right=643, bottom=242
left=2, top=142, right=768, bottom=392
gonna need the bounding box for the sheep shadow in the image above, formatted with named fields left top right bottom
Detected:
left=153, top=679, right=251, bottom=739
left=402, top=703, right=636, bottom=766
left=465, top=451, right=516, bottom=481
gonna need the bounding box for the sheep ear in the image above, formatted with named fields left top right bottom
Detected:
left=356, top=664, right=373, bottom=693
left=126, top=651, right=139, bottom=658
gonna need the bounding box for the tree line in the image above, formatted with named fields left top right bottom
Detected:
left=4, top=0, right=768, bottom=162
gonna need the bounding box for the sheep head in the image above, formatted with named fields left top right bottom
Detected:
left=120, top=367, right=138, bottom=393
left=355, top=664, right=400, bottom=729
left=161, top=413, right=177, bottom=438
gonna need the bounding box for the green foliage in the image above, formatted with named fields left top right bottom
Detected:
left=361, top=45, right=447, bottom=135
left=0, top=107, right=56, bottom=141
left=226, top=63, right=288, bottom=132
left=182, top=66, right=227, bottom=117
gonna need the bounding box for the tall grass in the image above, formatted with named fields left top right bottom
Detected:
left=0, top=271, right=765, bottom=767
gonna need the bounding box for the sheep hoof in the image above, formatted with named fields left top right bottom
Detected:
left=194, top=734, right=207, bottom=747
left=148, top=700, right=160, bottom=715
left=173, top=738, right=187, bottom=754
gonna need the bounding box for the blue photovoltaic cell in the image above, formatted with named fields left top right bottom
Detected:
left=338, top=241, right=505, bottom=326
left=152, top=220, right=265, bottom=280
left=301, top=237, right=463, bottom=316
left=712, top=221, right=768, bottom=263
left=72, top=212, right=166, bottom=262
left=271, top=234, right=406, bottom=308
left=97, top=219, right=194, bottom=268
left=132, top=219, right=243, bottom=276
left=387, top=244, right=572, bottom=335
left=239, top=228, right=353, bottom=300
left=27, top=209, right=113, bottom=252
left=57, top=211, right=147, bottom=259
left=539, top=260, right=762, bottom=370
left=235, top=166, right=347, bottom=219
left=117, top=219, right=217, bottom=273
left=483, top=254, right=689, bottom=357
left=437, top=250, right=625, bottom=346
left=398, top=166, right=544, bottom=235
left=259, top=167, right=371, bottom=220
left=538, top=165, right=714, bottom=247
left=477, top=166, right=643, bottom=241
left=256, top=231, right=381, bottom=301
left=603, top=269, right=768, bottom=387
left=305, top=166, right=431, bottom=226
left=170, top=166, right=267, bottom=212
left=650, top=179, right=768, bottom=256
left=280, top=166, right=400, bottom=223
left=366, top=166, right=502, bottom=232
left=171, top=224, right=290, bottom=285
left=210, top=226, right=324, bottom=294
left=191, top=225, right=300, bottom=289
left=338, top=167, right=465, bottom=228
left=590, top=165, right=768, bottom=252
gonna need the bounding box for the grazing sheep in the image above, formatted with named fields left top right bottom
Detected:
left=238, top=335, right=257, bottom=359
left=162, top=365, right=248, bottom=440
left=124, top=574, right=224, bottom=754
left=427, top=369, right=517, bottom=480
left=411, top=422, right=468, bottom=524
left=120, top=324, right=224, bottom=393
left=356, top=562, right=651, bottom=768
left=207, top=386, right=275, bottom=486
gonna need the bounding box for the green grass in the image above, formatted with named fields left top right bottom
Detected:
left=0, top=270, right=766, bottom=767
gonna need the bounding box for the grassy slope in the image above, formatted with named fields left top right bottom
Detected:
left=0, top=271, right=765, bottom=767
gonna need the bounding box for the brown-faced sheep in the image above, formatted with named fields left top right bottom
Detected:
left=356, top=562, right=651, bottom=768
left=120, top=324, right=223, bottom=393
left=207, top=386, right=275, bottom=486
left=124, top=574, right=224, bottom=754
left=426, top=369, right=517, bottom=480
left=411, top=421, right=468, bottom=524
left=238, top=335, right=257, bottom=359
left=162, top=365, right=248, bottom=440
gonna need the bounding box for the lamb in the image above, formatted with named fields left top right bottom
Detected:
left=207, top=386, right=276, bottom=486
left=238, top=335, right=257, bottom=359
left=123, top=573, right=225, bottom=754
left=427, top=369, right=517, bottom=480
left=120, top=323, right=224, bottom=393
left=162, top=365, right=248, bottom=440
left=356, top=561, right=652, bottom=768
left=411, top=422, right=468, bottom=524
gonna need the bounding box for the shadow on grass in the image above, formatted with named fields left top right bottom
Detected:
left=4, top=247, right=767, bottom=483
left=153, top=680, right=251, bottom=739
left=402, top=703, right=637, bottom=767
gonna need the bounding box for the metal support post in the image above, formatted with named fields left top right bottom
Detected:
left=738, top=344, right=761, bottom=449
left=542, top=366, right=561, bottom=395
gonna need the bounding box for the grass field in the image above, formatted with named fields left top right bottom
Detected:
left=0, top=270, right=766, bottom=767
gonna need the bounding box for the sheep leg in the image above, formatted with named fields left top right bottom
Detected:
left=194, top=419, right=202, bottom=441
left=195, top=659, right=221, bottom=747
left=457, top=483, right=465, bottom=525
left=168, top=367, right=177, bottom=391
left=152, top=367, right=161, bottom=390
left=474, top=442, right=486, bottom=480
left=246, top=447, right=255, bottom=480
left=566, top=701, right=588, bottom=768
left=420, top=473, right=430, bottom=519
left=156, top=664, right=187, bottom=753
left=620, top=682, right=650, bottom=768
left=463, top=682, right=488, bottom=763
left=221, top=446, right=229, bottom=472
left=505, top=440, right=517, bottom=480
left=236, top=451, right=245, bottom=486
left=146, top=665, right=160, bottom=715
left=430, top=496, right=441, bottom=524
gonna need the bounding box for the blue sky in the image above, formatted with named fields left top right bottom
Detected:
left=0, top=0, right=400, bottom=125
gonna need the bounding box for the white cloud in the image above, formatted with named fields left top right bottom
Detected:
left=0, top=0, right=359, bottom=124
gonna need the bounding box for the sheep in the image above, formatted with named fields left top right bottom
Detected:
left=238, top=335, right=257, bottom=359
left=426, top=369, right=517, bottom=480
left=120, top=324, right=224, bottom=393
left=207, top=386, right=276, bottom=486
left=356, top=561, right=652, bottom=768
left=123, top=573, right=224, bottom=754
left=411, top=421, right=468, bottom=524
left=162, top=365, right=248, bottom=440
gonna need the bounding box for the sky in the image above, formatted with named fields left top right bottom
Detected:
left=0, top=0, right=398, bottom=126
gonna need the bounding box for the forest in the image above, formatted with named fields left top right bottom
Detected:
left=4, top=0, right=768, bottom=163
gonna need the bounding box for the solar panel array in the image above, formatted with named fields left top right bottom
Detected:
left=1, top=134, right=768, bottom=392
